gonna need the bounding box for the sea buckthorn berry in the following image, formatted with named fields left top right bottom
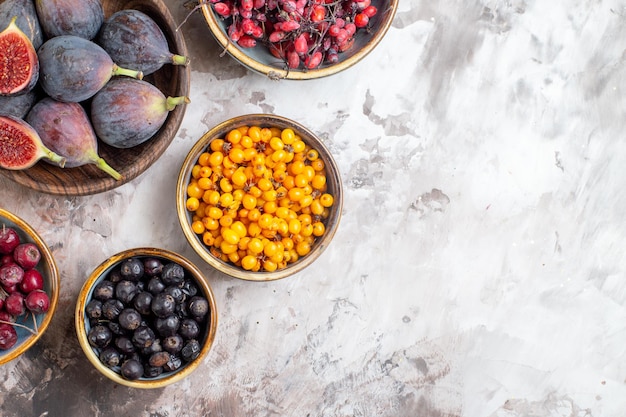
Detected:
left=292, top=140, right=306, bottom=153
left=320, top=193, right=334, bottom=207
left=198, top=152, right=212, bottom=166
left=247, top=126, right=262, bottom=142
left=192, top=165, right=202, bottom=179
left=227, top=129, right=242, bottom=144
left=222, top=228, right=240, bottom=245
left=192, top=220, right=205, bottom=234
left=187, top=182, right=204, bottom=199
left=186, top=197, right=200, bottom=212
left=241, top=255, right=258, bottom=270
left=198, top=177, right=213, bottom=190
left=229, top=147, right=245, bottom=164
left=209, top=151, right=224, bottom=167
left=312, top=221, right=325, bottom=236
left=312, top=174, right=326, bottom=190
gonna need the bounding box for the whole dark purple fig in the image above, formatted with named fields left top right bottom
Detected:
left=25, top=97, right=122, bottom=180
left=97, top=9, right=188, bottom=76
left=0, top=88, right=38, bottom=119
left=35, top=0, right=103, bottom=40
left=0, top=0, right=44, bottom=49
left=91, top=78, right=190, bottom=149
left=37, top=35, right=143, bottom=103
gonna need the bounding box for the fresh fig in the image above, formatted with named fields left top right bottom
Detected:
left=0, top=88, right=38, bottom=118
left=25, top=98, right=122, bottom=180
left=97, top=9, right=189, bottom=76
left=0, top=16, right=39, bottom=96
left=37, top=35, right=143, bottom=103
left=91, top=78, right=190, bottom=149
left=0, top=114, right=66, bottom=170
left=35, top=0, right=104, bottom=40
left=0, top=0, right=44, bottom=49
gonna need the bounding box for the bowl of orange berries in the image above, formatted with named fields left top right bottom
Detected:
left=176, top=114, right=342, bottom=281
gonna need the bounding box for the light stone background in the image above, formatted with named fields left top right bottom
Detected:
left=1, top=0, right=625, bottom=416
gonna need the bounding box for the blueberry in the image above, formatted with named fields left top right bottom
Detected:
left=133, top=291, right=153, bottom=316
left=93, top=280, right=115, bottom=301
left=115, top=280, right=138, bottom=305
left=102, top=299, right=124, bottom=321
left=181, top=339, right=201, bottom=362
left=188, top=296, right=209, bottom=320
left=120, top=257, right=144, bottom=281
left=99, top=347, right=122, bottom=368
left=179, top=318, right=200, bottom=340
left=162, top=334, right=183, bottom=354
left=143, top=258, right=163, bottom=277
left=85, top=299, right=102, bottom=319
left=118, top=308, right=142, bottom=331
left=161, top=262, right=185, bottom=286
left=132, top=325, right=156, bottom=349
left=151, top=293, right=175, bottom=318
left=88, top=325, right=112, bottom=348
left=154, top=315, right=180, bottom=337
left=120, top=359, right=144, bottom=380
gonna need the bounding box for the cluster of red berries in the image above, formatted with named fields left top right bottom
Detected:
left=210, top=0, right=379, bottom=70
left=0, top=225, right=51, bottom=350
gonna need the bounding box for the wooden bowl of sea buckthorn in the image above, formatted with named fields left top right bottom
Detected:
left=199, top=0, right=399, bottom=80
left=176, top=114, right=343, bottom=281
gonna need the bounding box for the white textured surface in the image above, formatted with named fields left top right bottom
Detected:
left=1, top=0, right=625, bottom=415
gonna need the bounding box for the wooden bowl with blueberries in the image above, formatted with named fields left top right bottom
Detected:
left=176, top=114, right=343, bottom=281
left=0, top=208, right=60, bottom=365
left=200, top=0, right=399, bottom=80
left=75, top=247, right=218, bottom=388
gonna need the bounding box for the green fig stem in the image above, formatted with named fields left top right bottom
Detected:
left=172, top=54, right=189, bottom=66
left=43, top=148, right=66, bottom=168
left=112, top=64, right=143, bottom=80
left=87, top=150, right=122, bottom=180
left=165, top=96, right=191, bottom=111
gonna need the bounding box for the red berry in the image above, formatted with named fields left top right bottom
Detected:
left=310, top=5, right=326, bottom=22
left=354, top=13, right=369, bottom=28
left=5, top=292, right=25, bottom=316
left=253, top=0, right=265, bottom=8
left=355, top=0, right=370, bottom=9
left=228, top=24, right=243, bottom=41
left=328, top=24, right=341, bottom=37
left=305, top=50, right=323, bottom=69
left=213, top=2, right=231, bottom=17
left=241, top=0, right=253, bottom=10
left=0, top=263, right=24, bottom=288
left=13, top=243, right=40, bottom=270
left=20, top=269, right=43, bottom=293
left=287, top=51, right=300, bottom=69
left=269, top=30, right=286, bottom=43
left=294, top=34, right=308, bottom=54
left=0, top=227, right=20, bottom=255
left=344, top=22, right=356, bottom=36
left=363, top=5, right=377, bottom=17
left=0, top=323, right=17, bottom=350
left=238, top=35, right=257, bottom=48
left=25, top=290, right=50, bottom=314
left=281, top=20, right=300, bottom=32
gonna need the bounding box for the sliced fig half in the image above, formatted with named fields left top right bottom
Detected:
left=0, top=115, right=66, bottom=170
left=0, top=16, right=39, bottom=96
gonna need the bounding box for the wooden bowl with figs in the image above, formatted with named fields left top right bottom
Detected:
left=0, top=0, right=190, bottom=196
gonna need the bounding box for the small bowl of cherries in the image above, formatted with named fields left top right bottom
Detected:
left=75, top=247, right=218, bottom=388
left=0, top=208, right=60, bottom=365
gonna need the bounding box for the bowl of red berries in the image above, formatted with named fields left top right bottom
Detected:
left=176, top=114, right=343, bottom=281
left=75, top=247, right=218, bottom=388
left=0, top=208, right=60, bottom=365
left=199, top=0, right=399, bottom=80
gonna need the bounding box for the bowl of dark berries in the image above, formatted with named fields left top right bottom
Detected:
left=199, top=0, right=399, bottom=80
left=75, top=247, right=218, bottom=388
left=176, top=114, right=343, bottom=281
left=0, top=208, right=60, bottom=365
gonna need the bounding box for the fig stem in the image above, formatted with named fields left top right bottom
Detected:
left=165, top=96, right=191, bottom=111
left=172, top=54, right=189, bottom=66
left=94, top=157, right=122, bottom=181
left=112, top=64, right=143, bottom=81
left=86, top=149, right=122, bottom=180
left=43, top=148, right=66, bottom=168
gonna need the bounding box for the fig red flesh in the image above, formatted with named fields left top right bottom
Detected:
left=0, top=16, right=39, bottom=96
